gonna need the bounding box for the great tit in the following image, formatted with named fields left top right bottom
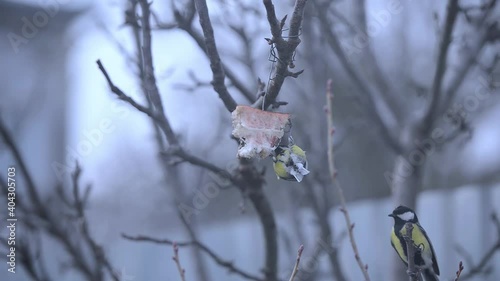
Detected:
left=272, top=143, right=309, bottom=182
left=389, top=205, right=440, bottom=281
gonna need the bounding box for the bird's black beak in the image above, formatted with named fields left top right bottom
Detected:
left=388, top=213, right=395, bottom=217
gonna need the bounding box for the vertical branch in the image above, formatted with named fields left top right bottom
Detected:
left=325, top=80, right=371, bottom=281
left=193, top=0, right=238, bottom=112
left=436, top=2, right=498, bottom=119
left=127, top=0, right=166, bottom=150
left=403, top=223, right=418, bottom=281
left=288, top=245, right=304, bottom=281
left=351, top=0, right=400, bottom=116
left=253, top=0, right=308, bottom=109
left=424, top=0, right=460, bottom=126
left=459, top=212, right=500, bottom=280
left=138, top=0, right=164, bottom=113
left=172, top=243, right=187, bottom=281
left=235, top=159, right=277, bottom=281
left=0, top=117, right=41, bottom=210
left=70, top=165, right=120, bottom=281
left=172, top=1, right=255, bottom=103
left=138, top=0, right=180, bottom=145
left=247, top=185, right=278, bottom=281
left=177, top=195, right=211, bottom=281
left=326, top=79, right=335, bottom=179
left=122, top=234, right=264, bottom=281
left=454, top=261, right=464, bottom=281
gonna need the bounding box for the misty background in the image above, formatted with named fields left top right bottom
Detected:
left=0, top=0, right=499, bottom=281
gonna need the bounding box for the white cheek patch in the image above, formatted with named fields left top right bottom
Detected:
left=397, top=211, right=415, bottom=221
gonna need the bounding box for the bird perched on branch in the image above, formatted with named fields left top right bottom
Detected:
left=389, top=205, right=440, bottom=281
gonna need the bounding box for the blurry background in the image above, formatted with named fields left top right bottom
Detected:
left=0, top=0, right=499, bottom=281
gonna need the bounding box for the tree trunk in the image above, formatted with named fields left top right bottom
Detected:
left=391, top=154, right=421, bottom=208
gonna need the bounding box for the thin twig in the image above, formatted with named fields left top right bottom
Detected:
left=138, top=0, right=181, bottom=145
left=96, top=59, right=177, bottom=145
left=0, top=128, right=119, bottom=281
left=0, top=117, right=42, bottom=210
left=424, top=0, right=460, bottom=126
left=325, top=79, right=371, bottom=281
left=459, top=213, right=500, bottom=280
left=171, top=2, right=255, bottom=102
left=1, top=119, right=101, bottom=280
left=438, top=19, right=498, bottom=121
left=454, top=261, right=464, bottom=281
left=138, top=0, right=166, bottom=114
left=193, top=0, right=238, bottom=112
left=288, top=245, right=304, bottom=281
left=175, top=199, right=211, bottom=281
left=70, top=165, right=120, bottom=281
left=234, top=158, right=278, bottom=281
left=403, top=223, right=418, bottom=281
left=122, top=234, right=264, bottom=281
left=172, top=243, right=187, bottom=281
left=303, top=178, right=347, bottom=281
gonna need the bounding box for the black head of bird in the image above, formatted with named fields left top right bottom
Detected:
left=388, top=205, right=419, bottom=224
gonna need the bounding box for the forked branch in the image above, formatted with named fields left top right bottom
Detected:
left=122, top=234, right=264, bottom=281
left=253, top=0, right=309, bottom=109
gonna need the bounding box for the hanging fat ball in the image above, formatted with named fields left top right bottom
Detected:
left=231, top=105, right=291, bottom=159
left=273, top=139, right=309, bottom=182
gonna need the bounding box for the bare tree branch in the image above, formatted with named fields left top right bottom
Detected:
left=423, top=0, right=460, bottom=126
left=228, top=25, right=259, bottom=81
left=122, top=234, right=265, bottom=281
left=138, top=0, right=166, bottom=113
left=459, top=213, right=500, bottom=280
left=97, top=59, right=237, bottom=184
left=138, top=0, right=182, bottom=145
left=96, top=59, right=179, bottom=146
left=176, top=201, right=211, bottom=281
left=234, top=158, right=278, bottom=281
left=303, top=178, right=347, bottom=281
left=101, top=5, right=280, bottom=281
left=325, top=79, right=371, bottom=281
left=252, top=0, right=308, bottom=110
left=1, top=232, right=51, bottom=281
left=455, top=261, right=464, bottom=281
left=403, top=223, right=418, bottom=281
left=193, top=0, right=238, bottom=112
left=172, top=243, right=187, bottom=281
left=0, top=117, right=41, bottom=210
left=169, top=0, right=256, bottom=103
left=288, top=245, right=304, bottom=281
left=351, top=0, right=401, bottom=118
left=438, top=15, right=499, bottom=119
left=70, top=164, right=120, bottom=281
